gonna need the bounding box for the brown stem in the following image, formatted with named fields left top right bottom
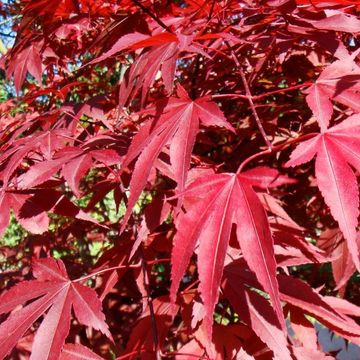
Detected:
left=239, top=67, right=273, bottom=150
left=226, top=43, right=273, bottom=150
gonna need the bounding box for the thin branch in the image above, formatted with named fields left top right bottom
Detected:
left=236, top=132, right=317, bottom=173
left=226, top=43, right=273, bottom=150
left=236, top=148, right=272, bottom=174
left=0, top=31, right=15, bottom=38
left=116, top=349, right=148, bottom=359
left=0, top=14, right=21, bottom=27
left=73, top=258, right=170, bottom=283
left=212, top=82, right=312, bottom=101
left=181, top=279, right=200, bottom=294
left=211, top=93, right=249, bottom=100
left=239, top=67, right=273, bottom=150
left=161, top=350, right=211, bottom=359
left=253, top=82, right=312, bottom=100
left=195, top=42, right=234, bottom=61
left=132, top=0, right=173, bottom=33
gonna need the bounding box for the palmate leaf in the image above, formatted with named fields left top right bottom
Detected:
left=16, top=146, right=121, bottom=196
left=318, top=229, right=356, bottom=290
left=0, top=188, right=103, bottom=237
left=0, top=190, right=49, bottom=235
left=175, top=324, right=257, bottom=360
left=286, top=113, right=360, bottom=271
left=4, top=0, right=360, bottom=358
left=0, top=128, right=68, bottom=190
left=223, top=279, right=292, bottom=360
left=120, top=86, right=234, bottom=231
left=296, top=0, right=360, bottom=6
left=6, top=40, right=43, bottom=93
left=88, top=30, right=207, bottom=107
left=224, top=259, right=360, bottom=346
left=310, top=10, right=360, bottom=33
left=170, top=167, right=294, bottom=342
left=305, top=53, right=360, bottom=131
left=0, top=258, right=112, bottom=360
left=288, top=307, right=318, bottom=350
left=120, top=296, right=179, bottom=360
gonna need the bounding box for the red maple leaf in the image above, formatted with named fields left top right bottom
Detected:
left=170, top=167, right=294, bottom=342
left=224, top=259, right=360, bottom=346
left=286, top=114, right=360, bottom=271
left=305, top=54, right=360, bottom=131
left=6, top=41, right=43, bottom=93
left=89, top=31, right=207, bottom=107
left=0, top=258, right=112, bottom=359
left=121, top=85, right=234, bottom=231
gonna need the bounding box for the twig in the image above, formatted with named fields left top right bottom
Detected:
left=116, top=349, right=148, bottom=359
left=161, top=350, right=211, bottom=359
left=236, top=148, right=272, bottom=174
left=181, top=279, right=200, bottom=294
left=0, top=31, right=15, bottom=38
left=226, top=43, right=273, bottom=150
left=211, top=93, right=249, bottom=100
left=239, top=67, right=273, bottom=150
left=0, top=15, right=21, bottom=27
left=236, top=132, right=317, bottom=173
left=212, top=82, right=312, bottom=101
left=73, top=258, right=170, bottom=283
left=253, top=82, right=312, bottom=100
left=132, top=0, right=173, bottom=33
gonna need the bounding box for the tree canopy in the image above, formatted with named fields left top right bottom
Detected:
left=0, top=0, right=360, bottom=359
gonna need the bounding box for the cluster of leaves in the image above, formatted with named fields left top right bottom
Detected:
left=1, top=0, right=360, bottom=359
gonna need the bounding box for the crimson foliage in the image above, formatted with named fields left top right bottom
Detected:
left=1, top=0, right=360, bottom=359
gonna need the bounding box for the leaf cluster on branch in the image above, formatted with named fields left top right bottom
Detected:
left=0, top=0, right=360, bottom=359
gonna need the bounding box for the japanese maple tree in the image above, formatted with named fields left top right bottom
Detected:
left=0, top=0, right=360, bottom=359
